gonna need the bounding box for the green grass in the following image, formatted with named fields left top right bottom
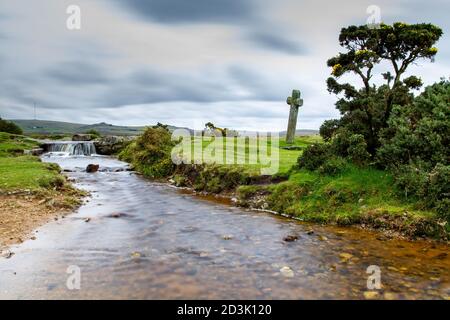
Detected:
left=0, top=132, right=39, bottom=157
left=237, top=164, right=446, bottom=238
left=187, top=135, right=320, bottom=174
left=0, top=156, right=64, bottom=191
left=0, top=132, right=65, bottom=192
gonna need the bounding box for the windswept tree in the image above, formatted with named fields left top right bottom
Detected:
left=0, top=117, right=23, bottom=135
left=324, top=22, right=442, bottom=155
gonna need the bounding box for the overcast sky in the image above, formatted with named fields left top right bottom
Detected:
left=0, top=0, right=449, bottom=130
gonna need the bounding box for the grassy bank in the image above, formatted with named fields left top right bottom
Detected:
left=0, top=132, right=84, bottom=249
left=119, top=128, right=448, bottom=240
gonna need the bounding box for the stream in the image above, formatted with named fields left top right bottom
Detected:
left=0, top=152, right=449, bottom=299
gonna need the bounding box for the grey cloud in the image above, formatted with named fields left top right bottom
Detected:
left=113, top=0, right=254, bottom=24
left=246, top=32, right=307, bottom=55
left=45, top=61, right=111, bottom=85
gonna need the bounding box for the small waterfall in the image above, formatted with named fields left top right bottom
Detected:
left=46, top=142, right=97, bottom=156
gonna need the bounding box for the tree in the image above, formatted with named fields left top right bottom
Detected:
left=0, top=117, right=23, bottom=135
left=326, top=22, right=442, bottom=155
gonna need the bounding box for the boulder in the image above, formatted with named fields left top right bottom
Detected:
left=86, top=164, right=99, bottom=173
left=94, top=135, right=134, bottom=155
left=72, top=134, right=93, bottom=141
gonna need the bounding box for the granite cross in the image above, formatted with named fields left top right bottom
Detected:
left=285, top=89, right=303, bottom=144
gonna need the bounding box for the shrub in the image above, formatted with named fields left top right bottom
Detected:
left=85, top=129, right=101, bottom=139
left=377, top=80, right=450, bottom=169
left=319, top=119, right=340, bottom=142
left=297, top=143, right=331, bottom=170
left=0, top=118, right=23, bottom=135
left=347, top=134, right=371, bottom=166
left=318, top=157, right=347, bottom=176
left=118, top=127, right=176, bottom=179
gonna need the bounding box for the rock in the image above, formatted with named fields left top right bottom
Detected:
left=84, top=218, right=91, bottom=223
left=363, top=291, right=379, bottom=299
left=24, top=148, right=44, bottom=156
left=94, top=136, right=134, bottom=155
left=86, top=164, right=99, bottom=173
left=108, top=212, right=127, bottom=218
left=433, top=252, right=447, bottom=260
left=1, top=250, right=14, bottom=259
left=280, top=266, right=294, bottom=278
left=318, top=235, right=328, bottom=241
left=131, top=252, right=142, bottom=259
left=339, top=252, right=353, bottom=262
left=222, top=235, right=233, bottom=240
left=283, top=235, right=299, bottom=242
left=306, top=229, right=314, bottom=235
left=383, top=292, right=397, bottom=300
left=72, top=134, right=93, bottom=141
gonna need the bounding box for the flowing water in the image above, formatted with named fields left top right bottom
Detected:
left=45, top=141, right=97, bottom=157
left=0, top=152, right=449, bottom=299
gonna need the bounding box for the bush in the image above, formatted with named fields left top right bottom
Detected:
left=393, top=162, right=450, bottom=222
left=377, top=80, right=450, bottom=169
left=320, top=119, right=340, bottom=142
left=85, top=129, right=101, bottom=139
left=318, top=157, right=347, bottom=176
left=297, top=143, right=331, bottom=170
left=347, top=134, right=371, bottom=166
left=118, top=127, right=176, bottom=179
left=0, top=118, right=23, bottom=135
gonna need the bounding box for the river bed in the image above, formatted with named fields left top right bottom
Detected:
left=0, top=154, right=449, bottom=299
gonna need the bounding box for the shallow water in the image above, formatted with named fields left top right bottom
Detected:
left=0, top=155, right=448, bottom=299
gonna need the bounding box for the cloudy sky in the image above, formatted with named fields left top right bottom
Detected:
left=0, top=0, right=449, bottom=130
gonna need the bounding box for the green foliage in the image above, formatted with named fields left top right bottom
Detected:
left=297, top=143, right=331, bottom=170
left=118, top=127, right=176, bottom=179
left=377, top=80, right=450, bottom=168
left=84, top=129, right=101, bottom=138
left=347, top=134, right=371, bottom=166
left=0, top=118, right=23, bottom=135
left=376, top=80, right=450, bottom=218
left=326, top=22, right=442, bottom=155
left=318, top=157, right=347, bottom=176
left=319, top=119, right=340, bottom=142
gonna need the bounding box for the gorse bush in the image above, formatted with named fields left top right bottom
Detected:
left=0, top=118, right=23, bottom=135
left=347, top=134, right=370, bottom=166
left=119, top=126, right=176, bottom=178
left=376, top=80, right=450, bottom=218
left=318, top=157, right=347, bottom=176
left=297, top=143, right=331, bottom=170
left=377, top=80, right=450, bottom=169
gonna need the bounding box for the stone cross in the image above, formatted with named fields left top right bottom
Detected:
left=285, top=89, right=303, bottom=144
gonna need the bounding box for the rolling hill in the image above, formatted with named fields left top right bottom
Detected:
left=11, top=120, right=181, bottom=136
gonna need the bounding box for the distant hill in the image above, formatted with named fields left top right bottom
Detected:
left=10, top=120, right=185, bottom=136
left=279, top=129, right=319, bottom=136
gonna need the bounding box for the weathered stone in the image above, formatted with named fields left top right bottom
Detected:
left=72, top=134, right=93, bottom=141
left=24, top=148, right=44, bottom=156
left=94, top=135, right=134, bottom=155
left=86, top=164, right=99, bottom=173
left=283, top=235, right=299, bottom=242
left=280, top=266, right=294, bottom=278
left=285, top=89, right=303, bottom=144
